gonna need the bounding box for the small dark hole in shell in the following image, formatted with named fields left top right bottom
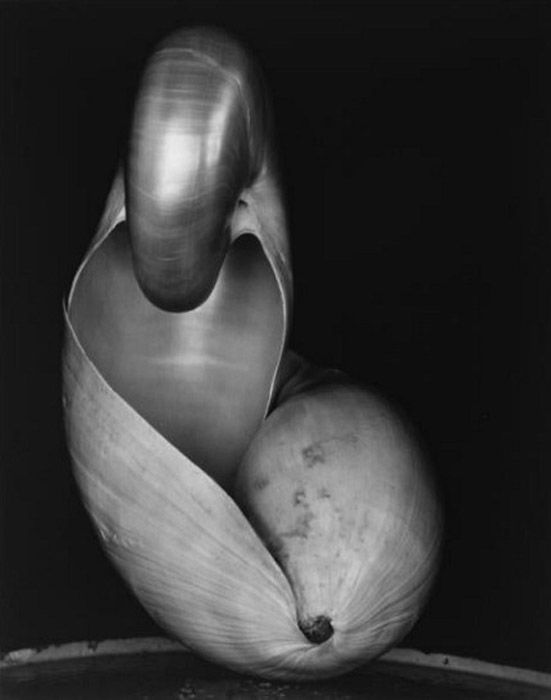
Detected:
left=298, top=615, right=334, bottom=644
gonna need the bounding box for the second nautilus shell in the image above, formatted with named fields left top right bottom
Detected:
left=63, top=26, right=443, bottom=680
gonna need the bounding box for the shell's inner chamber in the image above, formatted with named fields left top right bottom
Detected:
left=69, top=223, right=283, bottom=490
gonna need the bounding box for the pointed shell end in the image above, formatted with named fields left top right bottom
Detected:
left=298, top=615, right=334, bottom=645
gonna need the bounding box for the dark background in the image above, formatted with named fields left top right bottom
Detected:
left=2, top=0, right=551, bottom=675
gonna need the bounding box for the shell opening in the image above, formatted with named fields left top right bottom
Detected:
left=68, top=224, right=283, bottom=491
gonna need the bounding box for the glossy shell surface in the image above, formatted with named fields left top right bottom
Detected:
left=62, top=26, right=442, bottom=681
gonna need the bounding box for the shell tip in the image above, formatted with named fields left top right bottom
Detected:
left=298, top=615, right=334, bottom=645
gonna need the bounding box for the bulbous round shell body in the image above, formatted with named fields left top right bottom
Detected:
left=235, top=381, right=443, bottom=664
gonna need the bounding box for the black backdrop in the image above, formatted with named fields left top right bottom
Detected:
left=2, top=0, right=551, bottom=674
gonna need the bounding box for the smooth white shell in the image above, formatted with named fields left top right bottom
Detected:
left=235, top=380, right=443, bottom=660
left=63, top=33, right=442, bottom=675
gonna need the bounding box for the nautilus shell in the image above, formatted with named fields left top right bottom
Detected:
left=63, top=27, right=443, bottom=680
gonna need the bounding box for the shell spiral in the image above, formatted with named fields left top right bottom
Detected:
left=62, top=27, right=443, bottom=680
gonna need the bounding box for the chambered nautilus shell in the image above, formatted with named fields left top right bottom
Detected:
left=63, top=26, right=443, bottom=680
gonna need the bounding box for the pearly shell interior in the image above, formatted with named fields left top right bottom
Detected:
left=69, top=226, right=277, bottom=489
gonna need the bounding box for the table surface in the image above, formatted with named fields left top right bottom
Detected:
left=1, top=640, right=550, bottom=700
